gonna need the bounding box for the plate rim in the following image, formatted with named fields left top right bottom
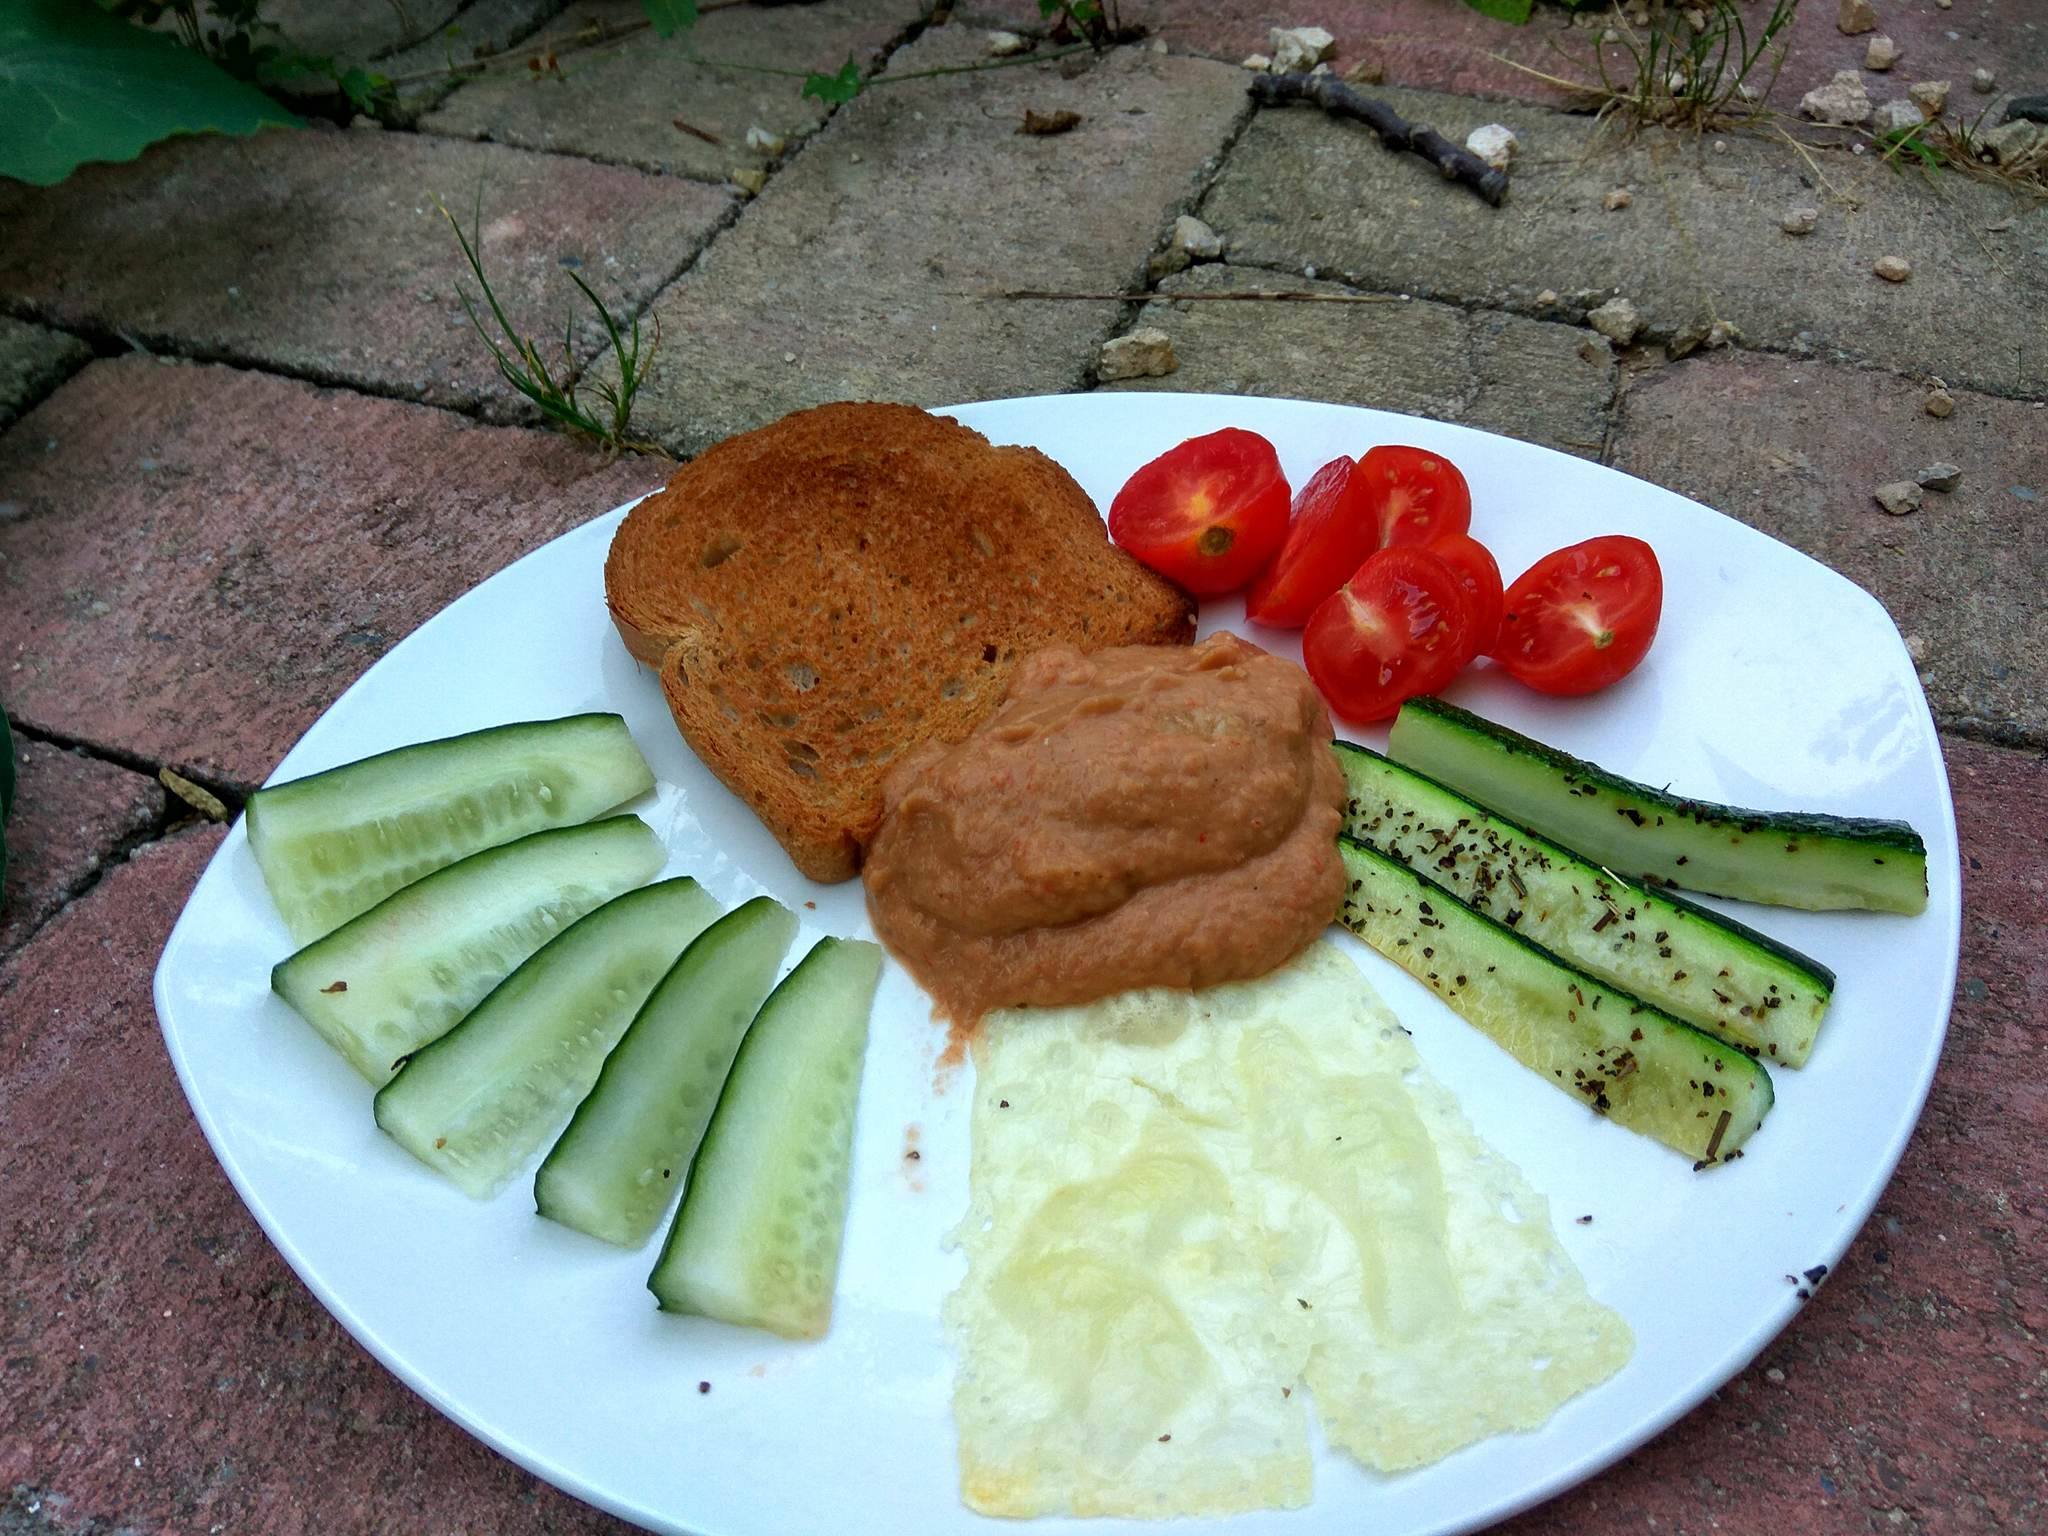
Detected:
left=152, top=391, right=1963, bottom=1536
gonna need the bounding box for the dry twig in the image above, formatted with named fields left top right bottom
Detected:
left=1249, top=72, right=1509, bottom=206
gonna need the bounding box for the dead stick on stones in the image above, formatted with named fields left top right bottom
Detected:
left=1249, top=72, right=1510, bottom=207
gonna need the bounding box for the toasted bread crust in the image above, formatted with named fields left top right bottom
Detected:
left=605, top=403, right=1195, bottom=882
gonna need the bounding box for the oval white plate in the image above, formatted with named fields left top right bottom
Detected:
left=155, top=394, right=1959, bottom=1536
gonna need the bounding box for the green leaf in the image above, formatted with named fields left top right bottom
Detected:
left=0, top=0, right=298, bottom=187
left=1457, top=0, right=1536, bottom=22
left=801, top=54, right=862, bottom=104
left=640, top=0, right=698, bottom=39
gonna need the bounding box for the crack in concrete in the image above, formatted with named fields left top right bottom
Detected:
left=1078, top=71, right=1265, bottom=390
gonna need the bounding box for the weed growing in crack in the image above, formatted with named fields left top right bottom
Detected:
left=1508, top=0, right=1800, bottom=133
left=440, top=192, right=664, bottom=457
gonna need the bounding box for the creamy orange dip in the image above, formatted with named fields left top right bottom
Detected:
left=861, top=632, right=1346, bottom=1024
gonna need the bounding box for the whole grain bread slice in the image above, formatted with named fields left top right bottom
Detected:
left=605, top=402, right=1196, bottom=882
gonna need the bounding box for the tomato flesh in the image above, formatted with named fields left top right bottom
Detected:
left=1426, top=533, right=1505, bottom=667
left=1302, top=546, right=1475, bottom=723
left=1493, top=535, right=1663, bottom=696
left=1244, top=456, right=1382, bottom=627
left=1358, top=445, right=1472, bottom=549
left=1108, top=428, right=1292, bottom=595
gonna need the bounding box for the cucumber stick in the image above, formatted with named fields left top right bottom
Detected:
left=273, top=815, right=665, bottom=1086
left=1338, top=835, right=1772, bottom=1164
left=535, top=897, right=798, bottom=1248
left=649, top=938, right=883, bottom=1338
left=247, top=713, right=654, bottom=943
left=1388, top=697, right=1927, bottom=915
left=1336, top=740, right=1834, bottom=1066
left=374, top=878, right=725, bottom=1196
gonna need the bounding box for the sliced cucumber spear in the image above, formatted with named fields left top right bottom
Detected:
left=247, top=713, right=655, bottom=944
left=649, top=937, right=883, bottom=1338
left=535, top=896, right=798, bottom=1248
left=374, top=878, right=725, bottom=1197
left=273, top=815, right=666, bottom=1086
left=1336, top=739, right=1834, bottom=1066
left=1338, top=835, right=1772, bottom=1165
left=1388, top=696, right=1927, bottom=915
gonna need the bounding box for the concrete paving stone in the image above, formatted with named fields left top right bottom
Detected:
left=1504, top=732, right=2046, bottom=1536
left=261, top=0, right=465, bottom=65
left=1105, top=263, right=1613, bottom=456
left=0, top=357, right=665, bottom=792
left=379, top=0, right=572, bottom=123
left=1201, top=86, right=2048, bottom=400
left=0, top=824, right=631, bottom=1536
left=617, top=29, right=1249, bottom=457
left=0, top=741, right=163, bottom=963
left=1611, top=351, right=2047, bottom=746
left=0, top=126, right=733, bottom=417
left=423, top=0, right=926, bottom=179
left=0, top=318, right=92, bottom=436
left=969, top=0, right=2048, bottom=122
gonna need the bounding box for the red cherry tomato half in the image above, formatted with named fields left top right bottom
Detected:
left=1244, top=456, right=1383, bottom=628
left=1302, top=546, right=1475, bottom=723
left=1108, top=428, right=1292, bottom=596
left=1358, top=445, right=1472, bottom=549
left=1426, top=532, right=1505, bottom=666
left=1492, top=535, right=1664, bottom=696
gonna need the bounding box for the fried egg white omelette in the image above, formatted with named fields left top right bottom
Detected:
left=946, top=940, right=1633, bottom=1518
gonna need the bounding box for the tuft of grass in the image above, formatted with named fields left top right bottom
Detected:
left=1874, top=104, right=2048, bottom=192
left=440, top=192, right=664, bottom=456
left=1502, top=0, right=1799, bottom=133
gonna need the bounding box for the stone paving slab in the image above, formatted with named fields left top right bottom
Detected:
left=1103, top=262, right=1614, bottom=456
left=1611, top=351, right=2047, bottom=746
left=1, top=731, right=2035, bottom=1533
left=0, top=125, right=732, bottom=417
left=263, top=0, right=466, bottom=65
left=0, top=319, right=91, bottom=435
left=0, top=357, right=665, bottom=792
left=1073, top=0, right=2044, bottom=121
left=0, top=741, right=163, bottom=963
left=1201, top=85, right=2048, bottom=400
left=423, top=0, right=924, bottom=180
left=380, top=0, right=572, bottom=123
left=618, top=29, right=1249, bottom=457
left=0, top=824, right=627, bottom=1536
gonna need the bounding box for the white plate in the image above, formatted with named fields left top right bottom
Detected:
left=155, top=394, right=1960, bottom=1536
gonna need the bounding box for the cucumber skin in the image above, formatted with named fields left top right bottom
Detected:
left=534, top=897, right=798, bottom=1249
left=1390, top=696, right=1928, bottom=915
left=247, top=713, right=654, bottom=944
left=373, top=878, right=724, bottom=1198
left=648, top=938, right=882, bottom=1338
left=1338, top=835, right=1772, bottom=1165
left=272, top=815, right=665, bottom=1086
left=1334, top=739, right=1834, bottom=1067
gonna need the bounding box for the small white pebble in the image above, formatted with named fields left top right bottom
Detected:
left=1873, top=254, right=1913, bottom=283
left=1603, top=187, right=1633, bottom=211
left=1765, top=1367, right=1787, bottom=1384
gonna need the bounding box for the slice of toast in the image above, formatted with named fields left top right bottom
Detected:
left=605, top=402, right=1196, bottom=882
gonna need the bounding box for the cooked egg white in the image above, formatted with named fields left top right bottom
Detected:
left=946, top=941, right=1633, bottom=1517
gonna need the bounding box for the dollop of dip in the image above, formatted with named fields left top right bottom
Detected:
left=862, top=632, right=1346, bottom=1024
